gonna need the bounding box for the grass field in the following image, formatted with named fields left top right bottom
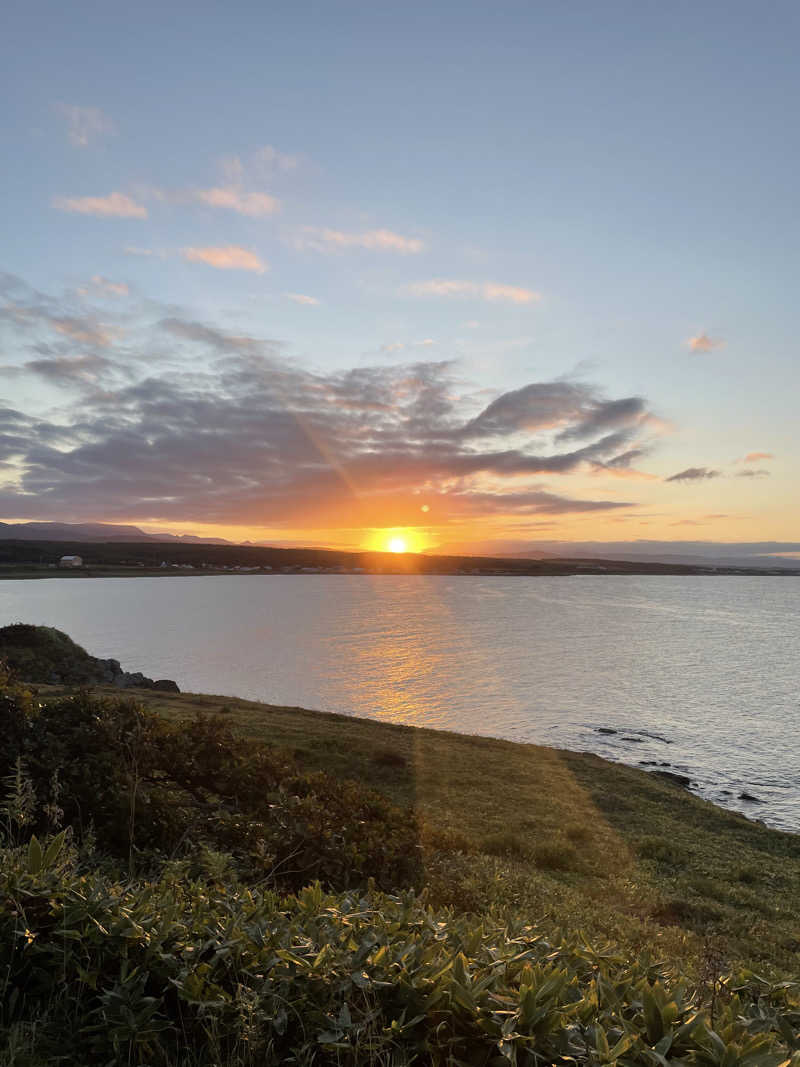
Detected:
left=38, top=682, right=800, bottom=978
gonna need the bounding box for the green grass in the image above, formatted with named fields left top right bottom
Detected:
left=38, top=682, right=800, bottom=977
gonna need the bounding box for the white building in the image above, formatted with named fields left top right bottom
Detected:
left=58, top=555, right=83, bottom=568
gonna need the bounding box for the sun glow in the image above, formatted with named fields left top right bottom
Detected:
left=363, top=527, right=429, bottom=553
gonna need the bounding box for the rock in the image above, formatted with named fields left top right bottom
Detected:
left=652, top=770, right=692, bottom=788
left=153, top=678, right=180, bottom=693
left=738, top=792, right=763, bottom=803
left=597, top=727, right=617, bottom=735
left=121, top=671, right=149, bottom=689
left=0, top=624, right=180, bottom=693
left=642, top=733, right=671, bottom=745
left=622, top=736, right=645, bottom=743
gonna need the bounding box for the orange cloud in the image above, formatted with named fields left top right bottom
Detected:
left=408, top=279, right=541, bottom=304
left=51, top=317, right=114, bottom=347
left=193, top=186, right=280, bottom=216
left=286, top=293, right=319, bottom=305
left=52, top=192, right=147, bottom=218
left=744, top=451, right=774, bottom=463
left=182, top=246, right=266, bottom=273
left=89, top=276, right=128, bottom=297
left=687, top=333, right=724, bottom=352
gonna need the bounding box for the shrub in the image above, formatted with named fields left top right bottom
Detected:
left=0, top=681, right=422, bottom=893
left=2, top=847, right=800, bottom=1066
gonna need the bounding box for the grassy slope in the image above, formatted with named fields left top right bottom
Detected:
left=38, top=684, right=800, bottom=977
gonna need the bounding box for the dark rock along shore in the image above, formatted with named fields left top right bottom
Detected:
left=0, top=623, right=179, bottom=692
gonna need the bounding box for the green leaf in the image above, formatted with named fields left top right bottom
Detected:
left=42, top=829, right=67, bottom=870
left=27, top=834, right=43, bottom=875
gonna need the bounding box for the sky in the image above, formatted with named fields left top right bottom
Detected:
left=1, top=0, right=797, bottom=552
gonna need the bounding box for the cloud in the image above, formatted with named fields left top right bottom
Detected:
left=181, top=246, right=266, bottom=273
left=441, top=488, right=633, bottom=517
left=744, top=451, right=774, bottom=463
left=56, top=103, right=115, bottom=147
left=294, top=227, right=425, bottom=253
left=193, top=187, right=280, bottom=216
left=0, top=275, right=664, bottom=528
left=252, top=144, right=299, bottom=173
left=123, top=246, right=163, bottom=258
left=737, top=468, right=770, bottom=478
left=52, top=192, right=147, bottom=218
left=408, top=279, right=540, bottom=304
left=221, top=145, right=299, bottom=182
left=286, top=293, right=319, bottom=305
left=665, top=467, right=721, bottom=482
left=50, top=316, right=115, bottom=347
left=687, top=333, right=724, bottom=352
left=25, top=354, right=115, bottom=387
left=80, top=276, right=129, bottom=298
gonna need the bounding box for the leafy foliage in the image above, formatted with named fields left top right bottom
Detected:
left=0, top=624, right=103, bottom=685
left=2, top=846, right=800, bottom=1066
left=0, top=681, right=421, bottom=893
left=2, top=674, right=800, bottom=1064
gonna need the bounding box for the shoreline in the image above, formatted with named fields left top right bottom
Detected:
left=23, top=677, right=800, bottom=976
left=2, top=565, right=799, bottom=580
left=34, top=679, right=791, bottom=834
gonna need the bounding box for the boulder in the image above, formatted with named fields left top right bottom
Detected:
left=153, top=678, right=180, bottom=693
left=652, top=770, right=692, bottom=788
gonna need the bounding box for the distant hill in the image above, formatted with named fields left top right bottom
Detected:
left=0, top=521, right=232, bottom=545
left=431, top=538, right=800, bottom=571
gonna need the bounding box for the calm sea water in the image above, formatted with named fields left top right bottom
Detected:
left=1, top=574, right=798, bottom=830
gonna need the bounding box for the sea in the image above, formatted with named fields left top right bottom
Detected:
left=1, top=574, right=798, bottom=831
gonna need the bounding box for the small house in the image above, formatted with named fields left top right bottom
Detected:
left=58, top=555, right=83, bottom=568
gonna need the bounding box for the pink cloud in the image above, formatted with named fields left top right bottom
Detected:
left=286, top=293, right=319, bottom=305
left=408, top=279, right=541, bottom=304
left=687, top=333, right=724, bottom=352
left=52, top=192, right=147, bottom=218
left=182, top=245, right=266, bottom=273
left=193, top=186, right=280, bottom=216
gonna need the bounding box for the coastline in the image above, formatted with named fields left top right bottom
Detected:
left=2, top=564, right=799, bottom=580
left=28, top=678, right=800, bottom=976
left=35, top=679, right=794, bottom=833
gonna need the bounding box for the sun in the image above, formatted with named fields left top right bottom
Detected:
left=387, top=536, right=407, bottom=553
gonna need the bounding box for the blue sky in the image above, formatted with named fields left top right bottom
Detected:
left=0, top=1, right=796, bottom=548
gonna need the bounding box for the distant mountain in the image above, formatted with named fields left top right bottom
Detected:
left=430, top=538, right=800, bottom=570
left=0, top=521, right=233, bottom=545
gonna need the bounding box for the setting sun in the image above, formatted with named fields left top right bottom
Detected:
left=388, top=537, right=407, bottom=553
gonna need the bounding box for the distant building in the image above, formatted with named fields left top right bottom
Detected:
left=58, top=555, right=83, bottom=568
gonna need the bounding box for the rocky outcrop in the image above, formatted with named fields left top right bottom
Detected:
left=92, top=656, right=180, bottom=691
left=652, top=769, right=692, bottom=788
left=0, top=624, right=180, bottom=692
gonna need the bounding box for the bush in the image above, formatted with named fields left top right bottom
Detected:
left=2, top=845, right=800, bottom=1066
left=0, top=680, right=422, bottom=893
